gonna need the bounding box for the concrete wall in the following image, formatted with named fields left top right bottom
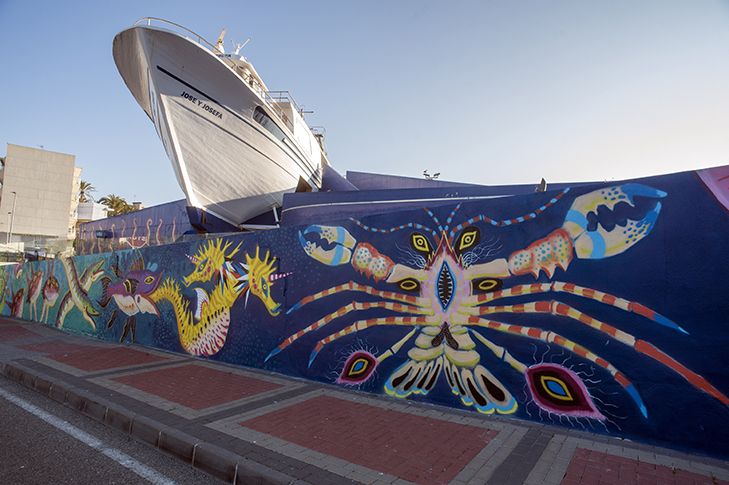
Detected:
left=3, top=165, right=728, bottom=459
left=0, top=144, right=79, bottom=240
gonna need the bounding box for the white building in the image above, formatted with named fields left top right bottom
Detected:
left=77, top=201, right=108, bottom=223
left=0, top=144, right=81, bottom=251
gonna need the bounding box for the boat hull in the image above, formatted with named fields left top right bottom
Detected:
left=113, top=25, right=322, bottom=226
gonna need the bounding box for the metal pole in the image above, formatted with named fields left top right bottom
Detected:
left=8, top=191, right=17, bottom=247
left=5, top=212, right=10, bottom=245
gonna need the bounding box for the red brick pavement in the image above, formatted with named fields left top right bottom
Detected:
left=241, top=395, right=498, bottom=485
left=561, top=448, right=728, bottom=485
left=20, top=340, right=96, bottom=355
left=47, top=346, right=167, bottom=371
left=0, top=325, right=39, bottom=342
left=112, top=363, right=281, bottom=410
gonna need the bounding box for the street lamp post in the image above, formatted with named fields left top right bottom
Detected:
left=8, top=191, right=17, bottom=247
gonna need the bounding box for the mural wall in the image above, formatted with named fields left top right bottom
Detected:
left=4, top=166, right=728, bottom=459
left=76, top=199, right=191, bottom=255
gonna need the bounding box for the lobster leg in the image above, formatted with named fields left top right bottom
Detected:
left=465, top=302, right=729, bottom=406
left=378, top=328, right=418, bottom=363
left=287, top=281, right=431, bottom=314
left=308, top=316, right=434, bottom=367
left=463, top=281, right=686, bottom=334
left=469, top=330, right=527, bottom=373
left=467, top=301, right=641, bottom=347
left=265, top=301, right=430, bottom=362
left=463, top=315, right=648, bottom=416
left=465, top=300, right=729, bottom=406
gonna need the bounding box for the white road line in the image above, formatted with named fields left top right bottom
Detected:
left=0, top=386, right=177, bottom=485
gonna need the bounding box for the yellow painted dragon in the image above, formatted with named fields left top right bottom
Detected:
left=151, top=238, right=290, bottom=356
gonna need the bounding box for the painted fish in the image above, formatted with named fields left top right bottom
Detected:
left=98, top=257, right=161, bottom=342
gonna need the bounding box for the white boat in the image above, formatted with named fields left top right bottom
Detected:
left=112, top=18, right=329, bottom=226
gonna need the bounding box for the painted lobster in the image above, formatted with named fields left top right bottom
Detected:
left=267, top=184, right=729, bottom=421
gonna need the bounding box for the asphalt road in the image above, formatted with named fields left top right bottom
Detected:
left=0, top=376, right=223, bottom=485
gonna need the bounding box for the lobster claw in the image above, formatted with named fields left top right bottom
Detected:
left=563, top=183, right=667, bottom=260
left=298, top=225, right=357, bottom=266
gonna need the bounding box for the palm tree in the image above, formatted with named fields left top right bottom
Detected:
left=99, top=194, right=133, bottom=216
left=79, top=180, right=96, bottom=203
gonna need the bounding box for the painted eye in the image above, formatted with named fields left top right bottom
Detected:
left=261, top=278, right=268, bottom=292
left=144, top=276, right=155, bottom=284
left=456, top=228, right=480, bottom=253
left=410, top=232, right=432, bottom=256
left=472, top=278, right=503, bottom=293
left=541, top=376, right=572, bottom=400
left=397, top=278, right=420, bottom=292
left=336, top=351, right=377, bottom=385
left=526, top=363, right=605, bottom=420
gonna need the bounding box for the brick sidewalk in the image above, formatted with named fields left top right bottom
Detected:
left=1, top=317, right=727, bottom=485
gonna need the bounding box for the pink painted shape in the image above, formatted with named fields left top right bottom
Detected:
left=526, top=363, right=605, bottom=420
left=336, top=350, right=377, bottom=385
left=697, top=165, right=729, bottom=211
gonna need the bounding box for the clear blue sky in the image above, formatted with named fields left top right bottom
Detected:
left=2, top=0, right=729, bottom=206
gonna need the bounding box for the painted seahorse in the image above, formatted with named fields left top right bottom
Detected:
left=151, top=239, right=289, bottom=356
left=56, top=258, right=104, bottom=329
left=155, top=219, right=163, bottom=245
left=127, top=218, right=152, bottom=249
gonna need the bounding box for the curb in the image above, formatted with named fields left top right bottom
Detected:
left=1, top=362, right=301, bottom=485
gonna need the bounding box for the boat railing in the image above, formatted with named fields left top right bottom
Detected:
left=134, top=17, right=239, bottom=71
left=310, top=126, right=326, bottom=137
left=134, top=17, right=314, bottom=136
left=264, top=91, right=309, bottom=130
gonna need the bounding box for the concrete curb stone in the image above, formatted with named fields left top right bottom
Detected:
left=158, top=428, right=197, bottom=462
left=1, top=361, right=300, bottom=484
left=48, top=381, right=69, bottom=403
left=130, top=414, right=164, bottom=447
left=104, top=406, right=134, bottom=433
left=32, top=375, right=52, bottom=395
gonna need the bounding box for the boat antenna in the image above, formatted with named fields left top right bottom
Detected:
left=233, top=38, right=251, bottom=55
left=215, top=28, right=227, bottom=54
